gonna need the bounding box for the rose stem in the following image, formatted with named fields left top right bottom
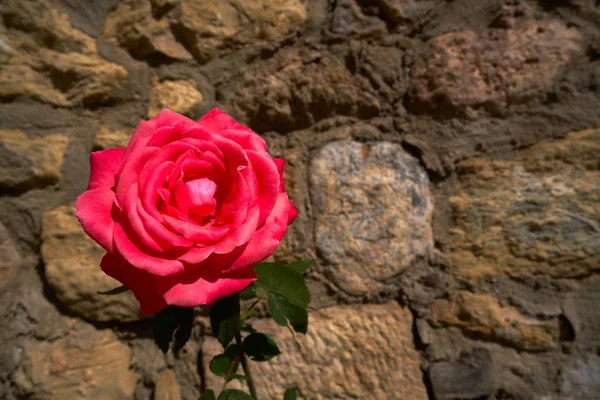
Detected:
left=235, top=330, right=258, bottom=400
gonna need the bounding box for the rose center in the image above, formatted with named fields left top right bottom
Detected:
left=174, top=177, right=217, bottom=218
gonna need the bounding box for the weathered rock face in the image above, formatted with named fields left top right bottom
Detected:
left=104, top=0, right=307, bottom=63
left=203, top=302, right=428, bottom=400
left=0, top=130, right=68, bottom=189
left=148, top=79, right=203, bottom=118
left=0, top=0, right=128, bottom=106
left=14, top=325, right=137, bottom=400
left=93, top=127, right=132, bottom=150
left=431, top=291, right=559, bottom=351
left=409, top=20, right=583, bottom=115
left=41, top=205, right=141, bottom=322
left=447, top=129, right=600, bottom=281
left=154, top=369, right=181, bottom=400
left=310, top=140, right=433, bottom=295
left=0, top=221, right=20, bottom=289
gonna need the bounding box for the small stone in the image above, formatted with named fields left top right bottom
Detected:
left=447, top=129, right=600, bottom=280
left=154, top=369, right=181, bottom=400
left=310, top=140, right=433, bottom=295
left=94, top=127, right=132, bottom=150
left=559, top=356, right=600, bottom=399
left=0, top=0, right=128, bottom=106
left=41, top=205, right=141, bottom=322
left=148, top=79, right=203, bottom=118
left=428, top=349, right=493, bottom=400
left=0, top=130, right=68, bottom=188
left=203, top=302, right=428, bottom=399
left=431, top=291, right=559, bottom=351
left=14, top=325, right=137, bottom=400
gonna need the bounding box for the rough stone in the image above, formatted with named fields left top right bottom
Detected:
left=428, top=349, right=493, bottom=400
left=0, top=222, right=21, bottom=290
left=148, top=79, right=203, bottom=118
left=41, top=205, right=141, bottom=322
left=154, top=369, right=181, bottom=400
left=559, top=355, right=600, bottom=400
left=447, top=129, right=600, bottom=280
left=0, top=0, right=128, bottom=106
left=409, top=20, right=583, bottom=115
left=0, top=130, right=68, bottom=189
left=105, top=0, right=307, bottom=64
left=93, top=127, right=132, bottom=150
left=203, top=302, right=427, bottom=400
left=431, top=291, right=560, bottom=351
left=225, top=49, right=380, bottom=133
left=14, top=324, right=137, bottom=400
left=310, top=140, right=433, bottom=295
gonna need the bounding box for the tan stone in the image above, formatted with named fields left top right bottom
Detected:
left=203, top=302, right=428, bottom=400
left=229, top=49, right=380, bottom=133
left=14, top=326, right=137, bottom=400
left=431, top=291, right=559, bottom=351
left=310, top=140, right=433, bottom=295
left=42, top=205, right=141, bottom=322
left=148, top=79, right=203, bottom=118
left=0, top=129, right=68, bottom=187
left=0, top=0, right=127, bottom=106
left=447, top=129, right=600, bottom=280
left=105, top=0, right=306, bottom=63
left=154, top=369, right=181, bottom=400
left=410, top=20, right=583, bottom=113
left=94, top=127, right=132, bottom=150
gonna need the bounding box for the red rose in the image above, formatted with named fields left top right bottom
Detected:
left=75, top=109, right=297, bottom=316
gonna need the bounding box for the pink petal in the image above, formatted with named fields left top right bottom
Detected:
left=115, top=146, right=158, bottom=205
left=288, top=201, right=299, bottom=224
left=214, top=205, right=260, bottom=254
left=247, top=151, right=280, bottom=227
left=87, top=148, right=126, bottom=190
left=100, top=252, right=167, bottom=316
left=162, top=214, right=229, bottom=243
left=123, top=183, right=164, bottom=253
left=75, top=188, right=117, bottom=252
left=273, top=158, right=285, bottom=191
left=113, top=222, right=186, bottom=276
left=224, top=193, right=293, bottom=273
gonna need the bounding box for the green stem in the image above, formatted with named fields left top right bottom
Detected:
left=235, top=330, right=258, bottom=400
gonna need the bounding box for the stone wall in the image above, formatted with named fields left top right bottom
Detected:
left=1, top=0, right=599, bottom=399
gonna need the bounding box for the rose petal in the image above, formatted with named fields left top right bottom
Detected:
left=87, top=148, right=126, bottom=190
left=123, top=183, right=164, bottom=252
left=162, top=214, right=229, bottom=243
left=113, top=222, right=186, bottom=276
left=100, top=252, right=167, bottom=316
left=246, top=151, right=280, bottom=227
left=75, top=188, right=117, bottom=252
left=214, top=205, right=260, bottom=254
left=224, top=193, right=293, bottom=272
left=273, top=158, right=285, bottom=191
left=115, top=146, right=158, bottom=205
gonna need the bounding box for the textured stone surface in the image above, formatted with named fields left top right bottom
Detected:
left=428, top=349, right=493, bottom=400
left=559, top=356, right=600, bottom=400
left=105, top=0, right=307, bottom=63
left=14, top=325, right=137, bottom=400
left=154, top=369, right=181, bottom=400
left=41, top=205, right=140, bottom=322
left=203, top=302, right=427, bottom=400
left=409, top=20, right=583, bottom=114
left=148, top=79, right=203, bottom=118
left=0, top=221, right=20, bottom=290
left=226, top=49, right=380, bottom=133
left=310, top=140, right=433, bottom=295
left=0, top=0, right=128, bottom=106
left=93, top=127, right=132, bottom=150
left=447, top=129, right=600, bottom=280
left=431, top=291, right=559, bottom=351
left=0, top=130, right=68, bottom=188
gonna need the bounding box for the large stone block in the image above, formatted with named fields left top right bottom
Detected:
left=203, top=302, right=427, bottom=400
left=310, top=140, right=433, bottom=295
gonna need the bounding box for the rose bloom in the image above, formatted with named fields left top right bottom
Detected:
left=76, top=109, right=297, bottom=315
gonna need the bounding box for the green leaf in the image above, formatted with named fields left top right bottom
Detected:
left=254, top=263, right=311, bottom=308
left=173, top=307, right=194, bottom=352
left=210, top=294, right=240, bottom=348
left=97, top=285, right=129, bottom=295
left=275, top=294, right=308, bottom=334
left=267, top=292, right=287, bottom=327
left=283, top=388, right=298, bottom=400
left=239, top=283, right=256, bottom=300
left=199, top=390, right=217, bottom=400
left=240, top=320, right=257, bottom=333
left=287, top=260, right=314, bottom=275
left=209, top=344, right=239, bottom=377
left=243, top=333, right=280, bottom=361
left=152, top=306, right=181, bottom=354
left=217, top=389, right=252, bottom=400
